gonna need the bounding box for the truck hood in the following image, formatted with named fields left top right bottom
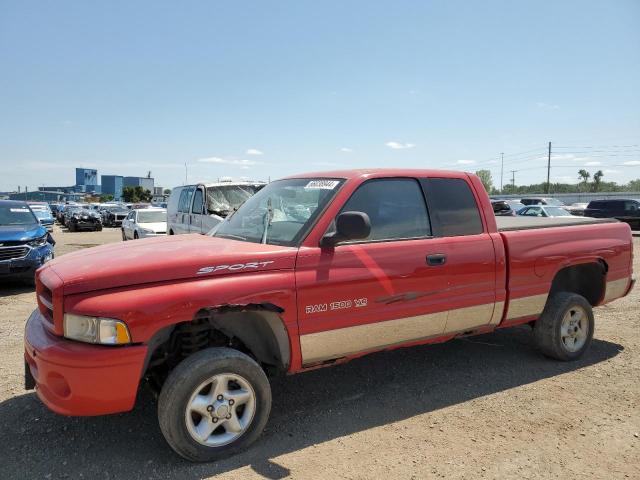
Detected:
left=45, top=234, right=297, bottom=295
left=0, top=223, right=46, bottom=242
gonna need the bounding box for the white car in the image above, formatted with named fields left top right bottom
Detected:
left=517, top=205, right=574, bottom=218
left=122, top=208, right=167, bottom=240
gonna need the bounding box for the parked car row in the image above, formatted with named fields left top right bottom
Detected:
left=491, top=196, right=640, bottom=228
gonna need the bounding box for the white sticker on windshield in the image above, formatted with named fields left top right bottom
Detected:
left=10, top=208, right=29, bottom=212
left=304, top=180, right=339, bottom=190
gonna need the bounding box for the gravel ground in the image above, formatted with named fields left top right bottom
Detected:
left=0, top=225, right=639, bottom=479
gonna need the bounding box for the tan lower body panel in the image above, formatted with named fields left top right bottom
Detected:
left=300, top=302, right=497, bottom=365
left=489, top=301, right=505, bottom=325
left=445, top=302, right=495, bottom=331
left=603, top=277, right=631, bottom=303
left=506, top=293, right=549, bottom=320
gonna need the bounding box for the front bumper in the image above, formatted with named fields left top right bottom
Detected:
left=24, top=309, right=148, bottom=416
left=70, top=219, right=101, bottom=230
left=138, top=231, right=165, bottom=238
left=0, top=244, right=53, bottom=279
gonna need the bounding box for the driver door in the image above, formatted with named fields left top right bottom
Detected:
left=190, top=187, right=205, bottom=233
left=295, top=176, right=497, bottom=367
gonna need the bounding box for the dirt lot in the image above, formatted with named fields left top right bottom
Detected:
left=0, top=225, right=639, bottom=479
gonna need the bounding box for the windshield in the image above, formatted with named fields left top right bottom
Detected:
left=211, top=178, right=344, bottom=246
left=206, top=185, right=263, bottom=215
left=545, top=207, right=572, bottom=216
left=33, top=210, right=52, bottom=219
left=0, top=205, right=38, bottom=226
left=137, top=210, right=167, bottom=223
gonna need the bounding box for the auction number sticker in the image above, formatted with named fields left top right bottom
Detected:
left=304, top=180, right=340, bottom=190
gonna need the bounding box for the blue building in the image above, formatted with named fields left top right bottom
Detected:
left=76, top=168, right=98, bottom=188
left=123, top=176, right=154, bottom=192
left=101, top=175, right=124, bottom=200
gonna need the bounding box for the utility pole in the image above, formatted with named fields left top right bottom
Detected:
left=510, top=170, right=517, bottom=190
left=500, top=152, right=504, bottom=194
left=546, top=141, right=551, bottom=194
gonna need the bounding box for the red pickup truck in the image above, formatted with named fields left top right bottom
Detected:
left=24, top=169, right=634, bottom=461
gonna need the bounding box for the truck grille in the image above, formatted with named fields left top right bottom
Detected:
left=37, top=281, right=54, bottom=324
left=0, top=246, right=29, bottom=261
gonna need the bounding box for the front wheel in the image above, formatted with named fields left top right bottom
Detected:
left=533, top=292, right=594, bottom=361
left=158, top=348, right=271, bottom=462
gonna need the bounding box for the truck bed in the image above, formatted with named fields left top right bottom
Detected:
left=496, top=216, right=617, bottom=231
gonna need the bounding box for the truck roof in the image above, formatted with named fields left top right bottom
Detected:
left=283, top=168, right=470, bottom=180
left=180, top=181, right=266, bottom=188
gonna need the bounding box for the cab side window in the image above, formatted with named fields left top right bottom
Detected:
left=179, top=187, right=194, bottom=213
left=339, top=178, right=431, bottom=241
left=421, top=178, right=483, bottom=236
left=192, top=188, right=204, bottom=214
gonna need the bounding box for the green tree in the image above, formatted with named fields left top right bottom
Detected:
left=627, top=179, right=640, bottom=192
left=474, top=170, right=494, bottom=193
left=122, top=186, right=153, bottom=203
left=592, top=170, right=604, bottom=192
left=99, top=194, right=114, bottom=202
left=578, top=169, right=590, bottom=192
left=163, top=188, right=172, bottom=195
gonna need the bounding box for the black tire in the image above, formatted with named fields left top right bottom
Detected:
left=158, top=348, right=271, bottom=462
left=96, top=224, right=102, bottom=231
left=121, top=229, right=127, bottom=241
left=133, top=231, right=139, bottom=239
left=533, top=292, right=594, bottom=361
left=68, top=222, right=75, bottom=232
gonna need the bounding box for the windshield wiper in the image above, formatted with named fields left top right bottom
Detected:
left=261, top=197, right=273, bottom=244
left=217, top=233, right=248, bottom=241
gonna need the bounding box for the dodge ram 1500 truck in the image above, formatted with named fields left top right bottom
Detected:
left=24, top=169, right=634, bottom=462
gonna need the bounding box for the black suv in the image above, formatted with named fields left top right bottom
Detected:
left=67, top=208, right=103, bottom=232
left=584, top=199, right=640, bottom=229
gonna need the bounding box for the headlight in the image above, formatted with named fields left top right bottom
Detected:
left=63, top=314, right=131, bottom=345
left=28, top=234, right=47, bottom=247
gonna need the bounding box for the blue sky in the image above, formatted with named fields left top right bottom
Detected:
left=1, top=0, right=639, bottom=192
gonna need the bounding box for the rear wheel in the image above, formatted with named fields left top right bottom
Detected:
left=121, top=229, right=127, bottom=241
left=68, top=222, right=75, bottom=232
left=533, top=292, right=594, bottom=361
left=134, top=231, right=139, bottom=239
left=158, top=348, right=271, bottom=462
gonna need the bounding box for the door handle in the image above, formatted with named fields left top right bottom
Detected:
left=426, top=253, right=447, bottom=266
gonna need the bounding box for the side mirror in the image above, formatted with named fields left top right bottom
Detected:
left=320, top=211, right=371, bottom=247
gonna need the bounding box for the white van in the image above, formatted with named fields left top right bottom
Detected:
left=167, top=181, right=265, bottom=235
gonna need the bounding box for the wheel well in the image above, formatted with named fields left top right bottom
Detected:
left=142, top=304, right=290, bottom=389
left=549, top=262, right=607, bottom=306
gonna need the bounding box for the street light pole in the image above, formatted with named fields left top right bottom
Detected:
left=500, top=152, right=504, bottom=193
